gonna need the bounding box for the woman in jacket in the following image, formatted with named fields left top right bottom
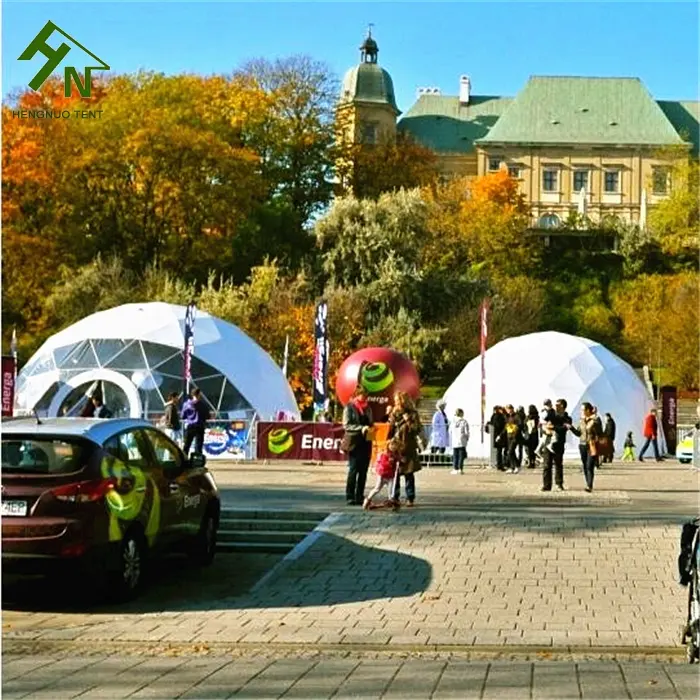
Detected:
left=342, top=385, right=374, bottom=505
left=567, top=402, right=603, bottom=492
left=389, top=391, right=423, bottom=507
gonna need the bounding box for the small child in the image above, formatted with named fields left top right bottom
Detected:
left=536, top=421, right=559, bottom=458
left=363, top=440, right=399, bottom=510
left=450, top=408, right=469, bottom=474
left=622, top=431, right=635, bottom=461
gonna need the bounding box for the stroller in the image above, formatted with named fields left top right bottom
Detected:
left=679, top=517, right=700, bottom=662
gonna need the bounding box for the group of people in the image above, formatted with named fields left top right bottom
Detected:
left=78, top=387, right=212, bottom=457
left=342, top=385, right=424, bottom=509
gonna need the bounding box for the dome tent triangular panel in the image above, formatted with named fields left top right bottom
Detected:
left=443, top=331, right=652, bottom=459
left=14, top=302, right=299, bottom=421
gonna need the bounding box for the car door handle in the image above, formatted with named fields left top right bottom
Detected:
left=168, top=483, right=179, bottom=493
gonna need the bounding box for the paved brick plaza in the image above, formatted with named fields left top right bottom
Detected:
left=3, top=459, right=699, bottom=698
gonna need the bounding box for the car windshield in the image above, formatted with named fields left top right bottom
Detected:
left=1, top=437, right=89, bottom=475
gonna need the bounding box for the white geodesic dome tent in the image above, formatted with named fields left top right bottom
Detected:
left=443, top=331, right=654, bottom=459
left=14, top=302, right=299, bottom=421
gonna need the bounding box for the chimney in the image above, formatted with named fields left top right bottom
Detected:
left=459, top=75, right=471, bottom=105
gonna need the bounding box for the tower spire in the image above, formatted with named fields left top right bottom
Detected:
left=359, top=25, right=378, bottom=64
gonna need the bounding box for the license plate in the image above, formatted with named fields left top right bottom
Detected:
left=1, top=500, right=28, bottom=517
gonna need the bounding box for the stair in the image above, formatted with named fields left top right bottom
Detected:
left=217, top=509, right=327, bottom=554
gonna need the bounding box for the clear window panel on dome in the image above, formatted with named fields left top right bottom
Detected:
left=63, top=341, right=99, bottom=369
left=141, top=342, right=182, bottom=370
left=138, top=386, right=165, bottom=420
left=190, top=355, right=217, bottom=378
left=52, top=343, right=80, bottom=368
left=152, top=352, right=185, bottom=377
left=157, top=375, right=187, bottom=403
left=91, top=339, right=132, bottom=367
left=219, top=380, right=251, bottom=414
left=105, top=341, right=147, bottom=370
left=24, top=352, right=56, bottom=377
left=191, top=376, right=225, bottom=414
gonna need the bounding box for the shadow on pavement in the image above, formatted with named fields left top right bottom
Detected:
left=1, top=533, right=433, bottom=615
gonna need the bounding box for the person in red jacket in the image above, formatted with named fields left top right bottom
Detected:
left=638, top=408, right=662, bottom=462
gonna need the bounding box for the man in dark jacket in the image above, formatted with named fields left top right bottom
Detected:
left=487, top=406, right=507, bottom=470
left=602, top=412, right=616, bottom=463
left=181, top=388, right=210, bottom=456
left=342, top=386, right=374, bottom=505
left=543, top=398, right=570, bottom=491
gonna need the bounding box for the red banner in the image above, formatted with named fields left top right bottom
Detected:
left=2, top=355, right=16, bottom=417
left=660, top=386, right=677, bottom=453
left=257, top=422, right=347, bottom=461
left=480, top=299, right=489, bottom=444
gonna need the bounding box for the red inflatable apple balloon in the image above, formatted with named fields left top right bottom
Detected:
left=336, top=347, right=420, bottom=421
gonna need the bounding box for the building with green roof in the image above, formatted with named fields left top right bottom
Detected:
left=338, top=35, right=698, bottom=229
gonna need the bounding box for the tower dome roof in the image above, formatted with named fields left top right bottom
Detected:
left=340, top=30, right=400, bottom=115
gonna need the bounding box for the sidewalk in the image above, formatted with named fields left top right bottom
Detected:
left=2, top=651, right=699, bottom=699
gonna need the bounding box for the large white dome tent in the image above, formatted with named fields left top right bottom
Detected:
left=443, top=331, right=653, bottom=459
left=14, top=302, right=299, bottom=421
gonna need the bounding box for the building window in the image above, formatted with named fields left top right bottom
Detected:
left=652, top=167, right=669, bottom=195
left=508, top=165, right=521, bottom=179
left=539, top=214, right=560, bottom=229
left=361, top=122, right=377, bottom=145
left=604, top=170, right=620, bottom=193
left=542, top=169, right=559, bottom=192
left=573, top=170, right=589, bottom=192
left=488, top=157, right=502, bottom=172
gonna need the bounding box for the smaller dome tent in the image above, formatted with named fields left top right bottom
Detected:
left=15, top=303, right=299, bottom=421
left=443, top=331, right=652, bottom=459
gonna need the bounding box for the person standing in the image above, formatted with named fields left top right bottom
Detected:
left=567, top=402, right=602, bottom=492
left=389, top=392, right=423, bottom=507
left=450, top=408, right=469, bottom=475
left=601, top=412, right=616, bottom=464
left=430, top=400, right=449, bottom=454
left=487, top=406, right=507, bottom=470
left=342, top=386, right=374, bottom=505
left=622, top=431, right=636, bottom=461
left=504, top=406, right=522, bottom=473
left=543, top=398, right=570, bottom=491
left=92, top=395, right=112, bottom=419
left=525, top=405, right=539, bottom=468
left=181, top=388, right=209, bottom=456
left=161, top=392, right=182, bottom=444
left=639, top=408, right=662, bottom=462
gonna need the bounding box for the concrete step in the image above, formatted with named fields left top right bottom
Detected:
left=219, top=517, right=323, bottom=533
left=220, top=509, right=326, bottom=522
left=218, top=530, right=307, bottom=546
left=217, top=541, right=292, bottom=554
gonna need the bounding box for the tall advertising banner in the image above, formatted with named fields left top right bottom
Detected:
left=2, top=356, right=15, bottom=417
left=660, top=386, right=677, bottom=454
left=183, top=302, right=196, bottom=395
left=257, top=422, right=345, bottom=461
left=313, top=302, right=329, bottom=416
left=480, top=299, right=489, bottom=445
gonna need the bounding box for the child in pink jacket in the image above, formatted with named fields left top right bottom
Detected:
left=363, top=440, right=399, bottom=510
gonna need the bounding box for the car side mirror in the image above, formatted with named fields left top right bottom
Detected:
left=189, top=453, right=206, bottom=470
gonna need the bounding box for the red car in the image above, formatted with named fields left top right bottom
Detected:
left=1, top=417, right=220, bottom=600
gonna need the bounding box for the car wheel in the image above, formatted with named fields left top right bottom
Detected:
left=189, top=508, right=218, bottom=567
left=111, top=530, right=147, bottom=601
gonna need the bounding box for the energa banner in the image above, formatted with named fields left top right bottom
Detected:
left=257, top=422, right=346, bottom=461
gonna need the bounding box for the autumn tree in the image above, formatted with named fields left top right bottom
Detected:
left=337, top=131, right=440, bottom=199
left=648, top=157, right=700, bottom=257
left=611, top=273, right=699, bottom=389
left=422, top=170, right=535, bottom=276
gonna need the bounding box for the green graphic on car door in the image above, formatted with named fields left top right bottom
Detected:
left=100, top=454, right=161, bottom=545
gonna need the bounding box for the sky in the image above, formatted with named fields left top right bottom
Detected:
left=3, top=1, right=699, bottom=107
